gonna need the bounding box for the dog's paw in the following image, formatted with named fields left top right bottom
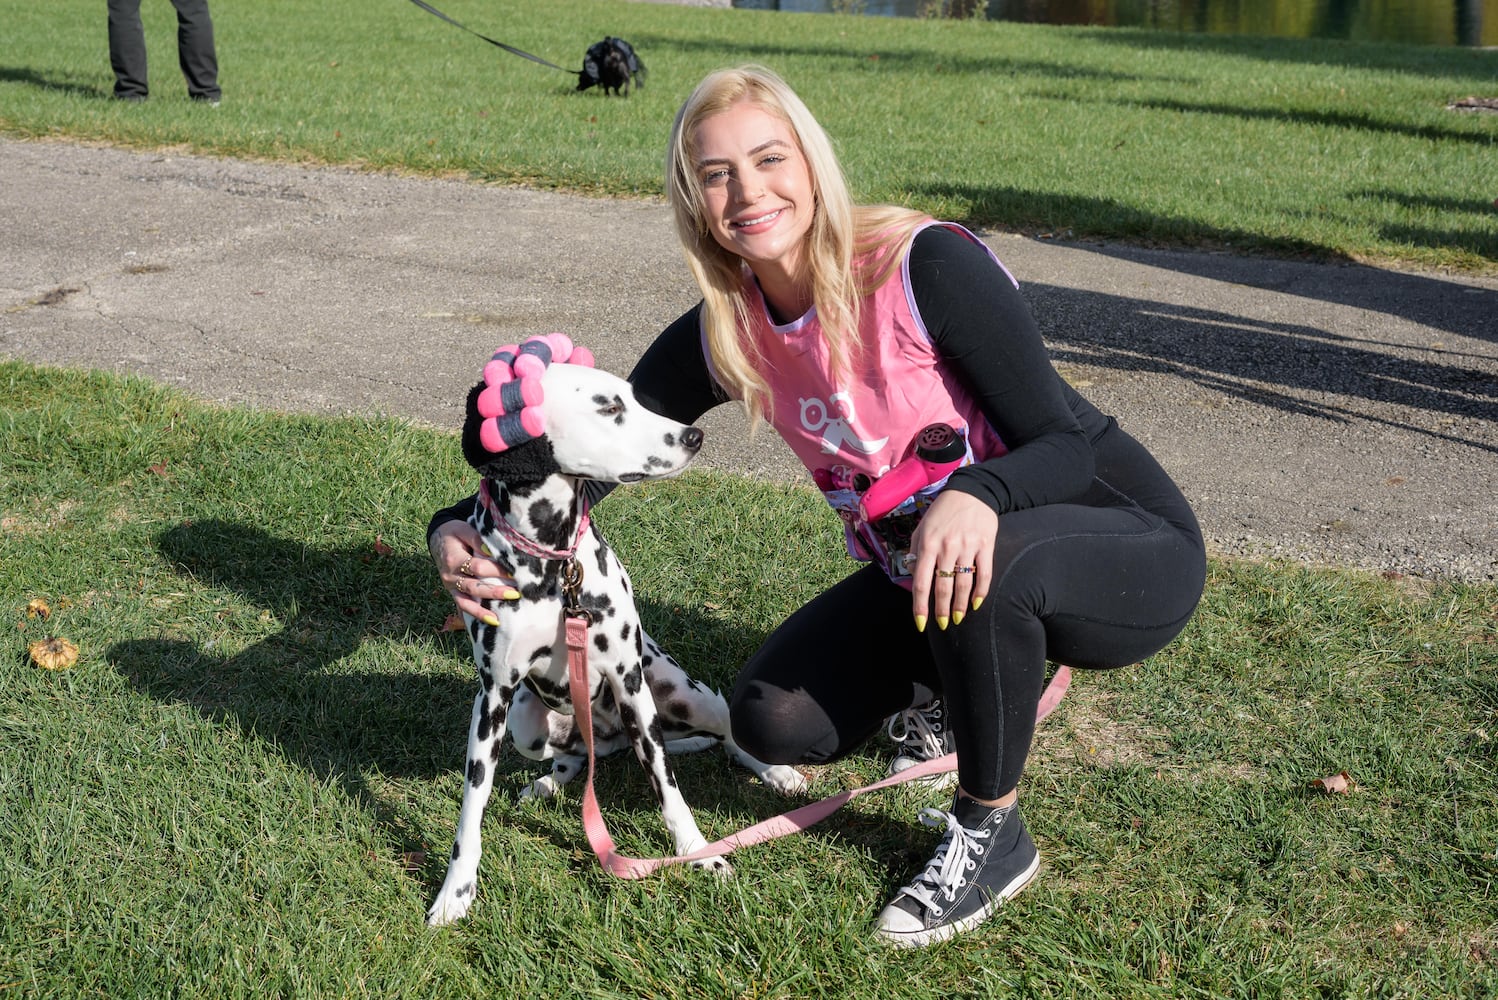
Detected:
left=426, top=882, right=477, bottom=926
left=519, top=775, right=560, bottom=801
left=691, top=854, right=734, bottom=879
left=761, top=763, right=810, bottom=796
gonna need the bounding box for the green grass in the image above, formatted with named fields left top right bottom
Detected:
left=3, top=359, right=1496, bottom=997
left=2, top=0, right=1494, bottom=271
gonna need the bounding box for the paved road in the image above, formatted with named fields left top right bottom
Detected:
left=3, top=137, right=1496, bottom=581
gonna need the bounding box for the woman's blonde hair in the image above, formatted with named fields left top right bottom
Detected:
left=666, top=65, right=928, bottom=425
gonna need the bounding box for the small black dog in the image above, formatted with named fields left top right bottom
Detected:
left=577, top=37, right=646, bottom=96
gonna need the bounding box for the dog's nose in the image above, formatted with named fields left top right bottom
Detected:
left=680, top=427, right=704, bottom=452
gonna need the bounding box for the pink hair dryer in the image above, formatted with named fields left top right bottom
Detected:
left=858, top=424, right=967, bottom=523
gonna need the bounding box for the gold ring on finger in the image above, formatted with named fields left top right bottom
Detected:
left=455, top=577, right=467, bottom=594
left=459, top=557, right=474, bottom=576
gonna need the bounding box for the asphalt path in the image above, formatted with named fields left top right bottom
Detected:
left=3, top=137, right=1496, bottom=581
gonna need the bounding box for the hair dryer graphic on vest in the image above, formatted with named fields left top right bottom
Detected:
left=476, top=334, right=596, bottom=454
left=858, top=423, right=968, bottom=523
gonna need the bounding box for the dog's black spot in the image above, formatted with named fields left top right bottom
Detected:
left=593, top=633, right=609, bottom=654
left=652, top=678, right=676, bottom=699
left=527, top=737, right=545, bottom=754
left=642, top=652, right=654, bottom=668
left=645, top=455, right=673, bottom=469
left=450, top=843, right=461, bottom=861
left=662, top=431, right=676, bottom=447
left=525, top=498, right=576, bottom=550
left=634, top=627, right=644, bottom=657
left=489, top=740, right=504, bottom=763
left=579, top=590, right=615, bottom=621
left=621, top=664, right=643, bottom=696
left=457, top=882, right=474, bottom=899
left=527, top=645, right=551, bottom=664
left=599, top=685, right=616, bottom=712
left=665, top=700, right=691, bottom=720
left=467, top=758, right=486, bottom=787
left=593, top=543, right=610, bottom=578
left=476, top=709, right=490, bottom=741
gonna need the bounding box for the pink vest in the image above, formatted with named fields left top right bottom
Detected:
left=708, top=221, right=1016, bottom=583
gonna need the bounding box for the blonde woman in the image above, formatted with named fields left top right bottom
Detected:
left=430, top=65, right=1205, bottom=947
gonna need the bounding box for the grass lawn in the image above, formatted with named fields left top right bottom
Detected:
left=1, top=0, right=1494, bottom=272
left=3, top=1, right=1496, bottom=995
left=3, top=361, right=1495, bottom=998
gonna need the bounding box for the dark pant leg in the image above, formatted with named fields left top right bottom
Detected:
left=170, top=0, right=219, bottom=100
left=930, top=427, right=1206, bottom=799
left=107, top=0, right=148, bottom=98
left=729, top=563, right=938, bottom=766
left=929, top=498, right=1205, bottom=799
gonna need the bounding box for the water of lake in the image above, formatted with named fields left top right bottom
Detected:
left=731, top=0, right=1497, bottom=47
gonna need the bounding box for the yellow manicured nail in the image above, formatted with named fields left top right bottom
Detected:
left=482, top=614, right=500, bottom=627
left=914, top=614, right=927, bottom=633
left=971, top=596, right=984, bottom=612
left=936, top=616, right=949, bottom=631
left=501, top=588, right=521, bottom=601
left=952, top=611, right=965, bottom=626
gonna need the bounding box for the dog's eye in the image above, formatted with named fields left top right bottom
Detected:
left=598, top=402, right=624, bottom=417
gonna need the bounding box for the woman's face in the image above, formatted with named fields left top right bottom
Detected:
left=692, top=101, right=816, bottom=282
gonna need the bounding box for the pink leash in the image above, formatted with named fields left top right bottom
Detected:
left=564, top=610, right=1072, bottom=880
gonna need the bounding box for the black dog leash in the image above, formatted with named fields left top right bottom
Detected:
left=403, top=0, right=578, bottom=77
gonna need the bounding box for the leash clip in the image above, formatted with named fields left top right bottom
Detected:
left=561, top=558, right=591, bottom=622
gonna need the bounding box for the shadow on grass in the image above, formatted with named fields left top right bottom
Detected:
left=1086, top=27, right=1497, bottom=80
left=0, top=65, right=104, bottom=98
left=106, top=518, right=904, bottom=874
left=1110, top=96, right=1496, bottom=147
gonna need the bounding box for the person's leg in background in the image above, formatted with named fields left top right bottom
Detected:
left=107, top=0, right=150, bottom=100
left=171, top=0, right=220, bottom=102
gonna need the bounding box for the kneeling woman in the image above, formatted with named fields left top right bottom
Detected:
left=429, top=65, right=1207, bottom=949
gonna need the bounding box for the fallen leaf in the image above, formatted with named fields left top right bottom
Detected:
left=373, top=536, right=393, bottom=557
left=149, top=461, right=169, bottom=476
left=441, top=613, right=465, bottom=633
left=30, top=636, right=79, bottom=670
left=1311, top=771, right=1354, bottom=794
left=27, top=598, right=50, bottom=620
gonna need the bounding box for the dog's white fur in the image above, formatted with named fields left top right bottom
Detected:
left=427, top=362, right=807, bottom=926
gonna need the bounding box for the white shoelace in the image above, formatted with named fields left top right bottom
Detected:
left=892, top=808, right=991, bottom=917
left=886, top=702, right=948, bottom=761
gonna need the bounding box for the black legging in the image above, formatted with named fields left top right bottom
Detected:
left=728, top=423, right=1206, bottom=800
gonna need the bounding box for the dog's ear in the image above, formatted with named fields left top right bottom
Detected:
left=461, top=381, right=560, bottom=488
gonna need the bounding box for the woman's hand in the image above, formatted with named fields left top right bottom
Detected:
left=429, top=519, right=520, bottom=626
left=907, top=491, right=997, bottom=632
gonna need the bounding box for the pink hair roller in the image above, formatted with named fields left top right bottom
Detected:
left=476, top=377, right=543, bottom=419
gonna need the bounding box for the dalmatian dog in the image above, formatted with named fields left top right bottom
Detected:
left=427, top=335, right=808, bottom=927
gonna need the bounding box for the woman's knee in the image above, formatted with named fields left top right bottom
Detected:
left=728, top=681, right=838, bottom=765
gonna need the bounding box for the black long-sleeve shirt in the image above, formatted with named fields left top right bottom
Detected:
left=429, top=226, right=1114, bottom=538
